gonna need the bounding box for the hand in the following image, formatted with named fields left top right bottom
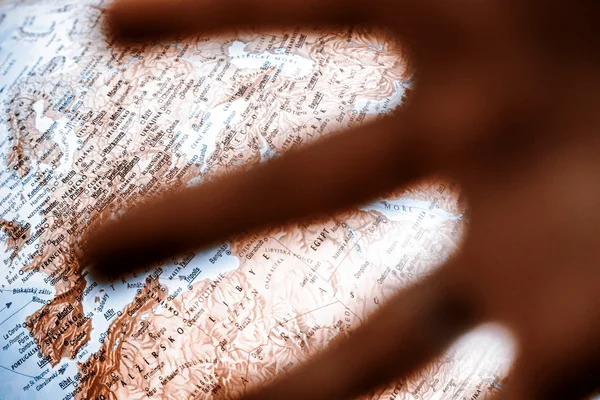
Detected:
left=84, top=0, right=600, bottom=398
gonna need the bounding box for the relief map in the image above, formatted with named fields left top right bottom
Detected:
left=0, top=1, right=515, bottom=399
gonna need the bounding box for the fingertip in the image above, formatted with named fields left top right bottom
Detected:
left=105, top=0, right=137, bottom=39
left=105, top=0, right=179, bottom=43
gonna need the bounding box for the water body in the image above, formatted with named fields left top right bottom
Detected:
left=0, top=24, right=17, bottom=47
left=362, top=197, right=462, bottom=227
left=228, top=40, right=315, bottom=79
left=32, top=100, right=78, bottom=177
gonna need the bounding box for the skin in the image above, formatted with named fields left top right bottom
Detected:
left=83, top=0, right=600, bottom=398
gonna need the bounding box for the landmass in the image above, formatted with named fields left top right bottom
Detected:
left=0, top=2, right=512, bottom=399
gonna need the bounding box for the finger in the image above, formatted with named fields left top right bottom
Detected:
left=499, top=337, right=600, bottom=399
left=83, top=115, right=433, bottom=277
left=240, top=265, right=479, bottom=400
left=105, top=0, right=462, bottom=44
left=107, top=0, right=388, bottom=41
left=499, top=361, right=600, bottom=400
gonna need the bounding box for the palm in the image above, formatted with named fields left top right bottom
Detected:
left=461, top=135, right=600, bottom=398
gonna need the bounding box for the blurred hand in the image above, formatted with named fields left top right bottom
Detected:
left=85, top=0, right=600, bottom=398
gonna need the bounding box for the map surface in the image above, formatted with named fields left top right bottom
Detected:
left=0, top=1, right=516, bottom=399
